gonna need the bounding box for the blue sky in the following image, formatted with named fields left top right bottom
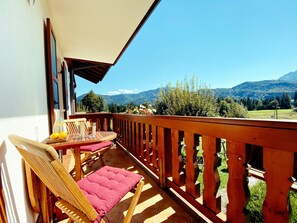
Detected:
left=76, top=0, right=297, bottom=96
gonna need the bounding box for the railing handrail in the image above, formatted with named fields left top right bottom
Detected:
left=112, top=114, right=297, bottom=152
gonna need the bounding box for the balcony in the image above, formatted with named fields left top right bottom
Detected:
left=70, top=112, right=297, bottom=223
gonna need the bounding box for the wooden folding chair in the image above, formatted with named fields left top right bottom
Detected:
left=9, top=134, right=144, bottom=223
left=64, top=118, right=113, bottom=176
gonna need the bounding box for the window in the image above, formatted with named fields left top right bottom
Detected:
left=45, top=18, right=60, bottom=132
left=62, top=61, right=69, bottom=118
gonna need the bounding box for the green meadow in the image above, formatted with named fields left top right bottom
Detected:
left=248, top=109, right=297, bottom=120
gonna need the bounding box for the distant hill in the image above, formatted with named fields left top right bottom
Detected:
left=213, top=80, right=297, bottom=99
left=278, top=70, right=297, bottom=82
left=77, top=88, right=161, bottom=105
left=77, top=70, right=297, bottom=104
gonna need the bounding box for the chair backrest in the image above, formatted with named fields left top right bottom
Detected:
left=8, top=134, right=98, bottom=221
left=65, top=118, right=89, bottom=134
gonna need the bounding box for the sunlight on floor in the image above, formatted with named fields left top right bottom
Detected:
left=58, top=144, right=199, bottom=223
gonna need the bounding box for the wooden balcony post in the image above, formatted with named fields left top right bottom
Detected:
left=262, top=147, right=294, bottom=223
left=202, top=135, right=221, bottom=214
left=226, top=141, right=249, bottom=222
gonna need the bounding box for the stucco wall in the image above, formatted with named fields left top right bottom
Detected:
left=0, top=0, right=62, bottom=222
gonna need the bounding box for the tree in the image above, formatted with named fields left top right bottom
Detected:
left=81, top=91, right=107, bottom=112
left=226, top=101, right=248, bottom=118
left=280, top=93, right=291, bottom=109
left=218, top=100, right=229, bottom=117
left=256, top=99, right=263, bottom=110
left=218, top=98, right=248, bottom=118
left=155, top=76, right=218, bottom=117
left=294, top=91, right=297, bottom=107
left=108, top=103, right=127, bottom=113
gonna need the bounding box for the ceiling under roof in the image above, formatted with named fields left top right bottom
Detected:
left=65, top=58, right=111, bottom=84
left=47, top=0, right=160, bottom=83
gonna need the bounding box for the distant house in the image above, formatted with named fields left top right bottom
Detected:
left=0, top=1, right=159, bottom=222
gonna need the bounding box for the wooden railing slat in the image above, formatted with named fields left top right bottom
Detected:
left=157, top=127, right=166, bottom=187
left=184, top=132, right=200, bottom=198
left=171, top=129, right=183, bottom=186
left=135, top=123, right=140, bottom=155
left=140, top=124, right=144, bottom=158
left=262, top=147, right=294, bottom=223
left=145, top=124, right=150, bottom=163
left=202, top=135, right=221, bottom=214
left=151, top=125, right=158, bottom=168
left=226, top=141, right=249, bottom=222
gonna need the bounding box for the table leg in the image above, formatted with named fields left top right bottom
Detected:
left=73, top=147, right=81, bottom=181
left=58, top=149, right=63, bottom=161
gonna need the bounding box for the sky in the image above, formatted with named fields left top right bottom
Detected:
left=75, top=0, right=297, bottom=97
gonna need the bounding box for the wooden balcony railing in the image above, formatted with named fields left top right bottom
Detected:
left=70, top=112, right=112, bottom=131
left=71, top=113, right=297, bottom=223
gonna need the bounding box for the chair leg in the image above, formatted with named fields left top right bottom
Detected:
left=99, top=155, right=105, bottom=167
left=123, top=180, right=144, bottom=223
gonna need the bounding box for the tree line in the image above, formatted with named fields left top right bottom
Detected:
left=239, top=92, right=297, bottom=110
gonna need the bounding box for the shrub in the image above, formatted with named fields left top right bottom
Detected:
left=155, top=76, right=218, bottom=117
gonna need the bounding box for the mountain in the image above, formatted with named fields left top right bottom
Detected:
left=103, top=88, right=161, bottom=105
left=77, top=88, right=161, bottom=105
left=77, top=71, right=297, bottom=104
left=213, top=80, right=297, bottom=99
left=278, top=70, right=297, bottom=82
left=213, top=70, right=297, bottom=99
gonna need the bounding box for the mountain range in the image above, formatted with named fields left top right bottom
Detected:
left=77, top=70, right=297, bottom=105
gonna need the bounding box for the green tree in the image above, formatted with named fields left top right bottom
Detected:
left=81, top=91, right=107, bottom=112
left=108, top=103, right=127, bottom=113
left=155, top=76, right=218, bottom=117
left=294, top=91, right=297, bottom=107
left=218, top=100, right=230, bottom=117
left=256, top=99, right=263, bottom=110
left=226, top=101, right=248, bottom=118
left=218, top=98, right=248, bottom=118
left=280, top=93, right=291, bottom=109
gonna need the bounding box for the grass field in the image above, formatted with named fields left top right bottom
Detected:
left=248, top=109, right=297, bottom=120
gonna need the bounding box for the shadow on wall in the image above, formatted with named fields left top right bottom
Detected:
left=27, top=0, right=36, bottom=6
left=0, top=140, right=19, bottom=223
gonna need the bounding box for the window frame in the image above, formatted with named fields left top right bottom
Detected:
left=45, top=18, right=59, bottom=133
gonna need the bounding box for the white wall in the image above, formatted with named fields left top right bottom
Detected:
left=0, top=0, right=62, bottom=222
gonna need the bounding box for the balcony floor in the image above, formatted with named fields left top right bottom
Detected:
left=60, top=143, right=208, bottom=223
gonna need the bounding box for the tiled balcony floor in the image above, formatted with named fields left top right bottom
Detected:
left=60, top=143, right=207, bottom=223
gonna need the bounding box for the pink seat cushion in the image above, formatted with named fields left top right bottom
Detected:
left=80, top=141, right=113, bottom=152
left=77, top=166, right=142, bottom=222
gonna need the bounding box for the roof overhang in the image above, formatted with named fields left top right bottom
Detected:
left=47, top=0, right=160, bottom=83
